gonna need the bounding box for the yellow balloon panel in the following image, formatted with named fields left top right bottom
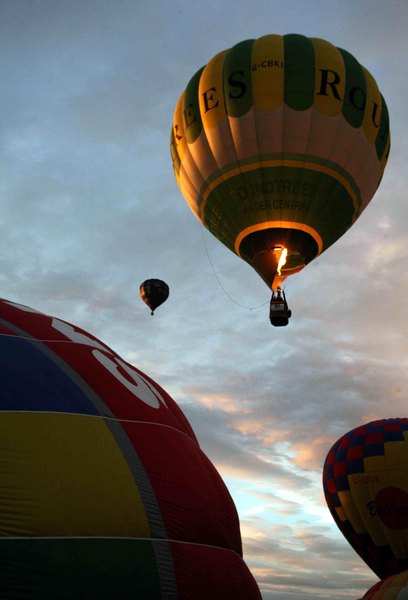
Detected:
left=229, top=110, right=260, bottom=161
left=0, top=412, right=150, bottom=537
left=199, top=51, right=228, bottom=129
left=311, top=37, right=345, bottom=117
left=251, top=35, right=284, bottom=111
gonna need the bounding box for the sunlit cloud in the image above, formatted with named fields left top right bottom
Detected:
left=192, top=391, right=243, bottom=414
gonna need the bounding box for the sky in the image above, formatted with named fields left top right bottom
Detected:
left=0, top=0, right=407, bottom=598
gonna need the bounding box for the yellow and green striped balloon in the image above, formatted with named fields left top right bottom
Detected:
left=171, top=34, right=390, bottom=290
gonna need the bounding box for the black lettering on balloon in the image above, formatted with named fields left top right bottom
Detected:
left=183, top=104, right=197, bottom=128
left=317, top=69, right=342, bottom=101
left=371, top=102, right=380, bottom=128
left=173, top=124, right=183, bottom=141
left=367, top=501, right=377, bottom=516
left=202, top=87, right=219, bottom=113
left=228, top=70, right=247, bottom=100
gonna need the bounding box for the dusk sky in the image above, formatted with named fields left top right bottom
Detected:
left=1, top=1, right=407, bottom=598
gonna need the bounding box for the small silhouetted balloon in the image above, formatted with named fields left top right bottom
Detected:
left=139, top=279, right=169, bottom=315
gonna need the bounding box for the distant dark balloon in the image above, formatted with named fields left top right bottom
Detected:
left=139, top=279, right=169, bottom=315
left=0, top=297, right=261, bottom=599
left=323, top=419, right=408, bottom=579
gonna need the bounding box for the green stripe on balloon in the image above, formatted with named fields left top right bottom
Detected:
left=183, top=66, right=204, bottom=144
left=197, top=152, right=362, bottom=214
left=339, top=48, right=367, bottom=128
left=0, top=538, right=162, bottom=598
left=376, top=94, right=390, bottom=161
left=284, top=34, right=315, bottom=111
left=223, top=39, right=254, bottom=117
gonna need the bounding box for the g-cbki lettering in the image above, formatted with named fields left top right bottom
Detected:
left=252, top=59, right=284, bottom=71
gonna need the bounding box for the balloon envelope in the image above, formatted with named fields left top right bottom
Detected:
left=139, top=278, right=169, bottom=314
left=360, top=570, right=408, bottom=599
left=171, top=34, right=390, bottom=290
left=0, top=298, right=260, bottom=599
left=323, top=419, right=408, bottom=579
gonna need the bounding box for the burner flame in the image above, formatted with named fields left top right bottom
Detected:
left=277, top=248, right=288, bottom=276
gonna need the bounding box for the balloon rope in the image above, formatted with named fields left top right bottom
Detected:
left=198, top=223, right=268, bottom=311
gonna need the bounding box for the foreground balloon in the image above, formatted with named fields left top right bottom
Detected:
left=171, top=34, right=390, bottom=290
left=323, top=419, right=408, bottom=579
left=360, top=570, right=408, bottom=599
left=139, top=278, right=169, bottom=315
left=0, top=298, right=260, bottom=599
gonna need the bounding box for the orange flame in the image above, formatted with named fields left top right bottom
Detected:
left=277, top=248, right=288, bottom=276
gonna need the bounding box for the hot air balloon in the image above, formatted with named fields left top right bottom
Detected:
left=323, top=419, right=408, bottom=580
left=139, top=278, right=169, bottom=315
left=170, top=33, right=390, bottom=305
left=0, top=298, right=261, bottom=599
left=360, top=570, right=408, bottom=599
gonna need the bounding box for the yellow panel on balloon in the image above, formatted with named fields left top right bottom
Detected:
left=364, top=455, right=386, bottom=473
left=347, top=477, right=388, bottom=546
left=384, top=440, right=408, bottom=468
left=337, top=490, right=366, bottom=534
left=311, top=37, right=345, bottom=117
left=251, top=35, right=284, bottom=112
left=334, top=505, right=347, bottom=522
left=0, top=412, right=150, bottom=537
